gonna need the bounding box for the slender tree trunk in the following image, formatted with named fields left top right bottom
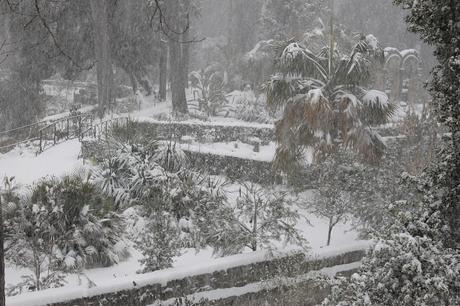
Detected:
left=327, top=216, right=333, bottom=246
left=129, top=71, right=137, bottom=94
left=90, top=0, right=113, bottom=118
left=159, top=40, right=168, bottom=101
left=0, top=195, right=5, bottom=306
left=252, top=199, right=258, bottom=252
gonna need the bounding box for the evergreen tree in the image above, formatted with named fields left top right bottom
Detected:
left=322, top=200, right=460, bottom=306
left=392, top=0, right=460, bottom=248
left=322, top=1, right=460, bottom=304
left=136, top=211, right=181, bottom=273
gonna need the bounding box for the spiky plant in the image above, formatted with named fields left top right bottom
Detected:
left=266, top=35, right=395, bottom=172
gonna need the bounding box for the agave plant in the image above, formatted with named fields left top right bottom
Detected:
left=266, top=35, right=395, bottom=172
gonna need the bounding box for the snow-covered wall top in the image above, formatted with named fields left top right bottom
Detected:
left=7, top=242, right=371, bottom=306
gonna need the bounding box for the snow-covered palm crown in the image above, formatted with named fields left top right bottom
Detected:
left=266, top=35, right=396, bottom=171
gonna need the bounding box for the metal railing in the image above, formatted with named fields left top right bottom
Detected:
left=37, top=114, right=93, bottom=153
left=80, top=116, right=130, bottom=141
left=0, top=114, right=130, bottom=154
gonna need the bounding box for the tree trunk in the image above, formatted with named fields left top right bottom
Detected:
left=90, top=0, right=113, bottom=118
left=251, top=199, right=258, bottom=252
left=129, top=71, right=137, bottom=94
left=181, top=31, right=190, bottom=89
left=159, top=40, right=168, bottom=101
left=169, top=39, right=188, bottom=114
left=0, top=195, right=5, bottom=306
left=326, top=216, right=333, bottom=246
left=167, top=0, right=188, bottom=115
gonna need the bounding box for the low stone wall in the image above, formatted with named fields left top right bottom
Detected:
left=138, top=119, right=275, bottom=144
left=8, top=248, right=366, bottom=306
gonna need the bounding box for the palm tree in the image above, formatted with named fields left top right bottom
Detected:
left=266, top=34, right=395, bottom=172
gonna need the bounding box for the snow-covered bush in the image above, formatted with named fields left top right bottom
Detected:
left=92, top=140, right=188, bottom=213
left=10, top=174, right=127, bottom=267
left=322, top=201, right=460, bottom=306
left=110, top=119, right=159, bottom=149
left=5, top=173, right=128, bottom=293
left=228, top=90, right=273, bottom=124
left=1, top=177, right=21, bottom=251
left=154, top=141, right=189, bottom=173
left=92, top=138, right=228, bottom=257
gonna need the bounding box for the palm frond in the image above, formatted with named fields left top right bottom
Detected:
left=333, top=52, right=371, bottom=87
left=359, top=89, right=396, bottom=125
left=345, top=126, right=386, bottom=163
left=278, top=42, right=328, bottom=81
left=265, top=74, right=313, bottom=109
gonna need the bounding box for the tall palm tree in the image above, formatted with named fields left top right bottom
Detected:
left=266, top=35, right=395, bottom=172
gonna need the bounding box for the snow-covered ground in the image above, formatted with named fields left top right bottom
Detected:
left=0, top=139, right=84, bottom=186
left=1, top=137, right=365, bottom=296
left=178, top=141, right=276, bottom=162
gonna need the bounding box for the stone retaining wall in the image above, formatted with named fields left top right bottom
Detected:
left=13, top=249, right=365, bottom=306
left=138, top=119, right=275, bottom=144
left=138, top=120, right=400, bottom=143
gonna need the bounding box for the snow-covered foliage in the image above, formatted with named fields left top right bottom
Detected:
left=258, top=0, right=328, bottom=41
left=308, top=187, right=351, bottom=247
left=136, top=211, right=182, bottom=273
left=393, top=0, right=460, bottom=249
left=4, top=173, right=128, bottom=294
left=266, top=35, right=395, bottom=172
left=189, top=66, right=227, bottom=117
left=195, top=183, right=307, bottom=256
left=226, top=90, right=273, bottom=124
left=322, top=201, right=460, bottom=306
